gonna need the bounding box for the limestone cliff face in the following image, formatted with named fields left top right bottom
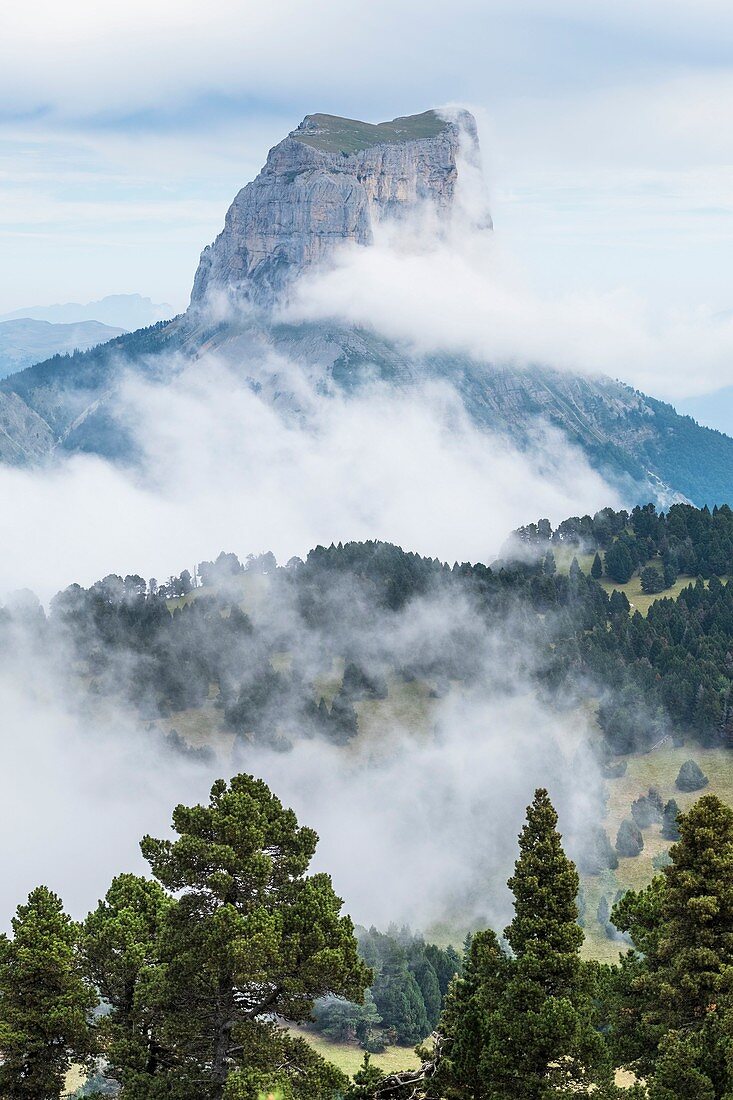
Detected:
left=190, top=109, right=481, bottom=308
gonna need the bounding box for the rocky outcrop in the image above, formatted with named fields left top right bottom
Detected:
left=0, top=390, right=55, bottom=465
left=2, top=105, right=732, bottom=509
left=190, top=109, right=482, bottom=309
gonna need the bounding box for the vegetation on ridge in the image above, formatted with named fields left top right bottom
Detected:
left=293, top=111, right=447, bottom=155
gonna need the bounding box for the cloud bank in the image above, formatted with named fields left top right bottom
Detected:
left=0, top=333, right=616, bottom=932
left=286, top=185, right=733, bottom=401
left=0, top=540, right=604, bottom=937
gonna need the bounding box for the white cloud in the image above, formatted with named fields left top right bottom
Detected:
left=0, top=564, right=604, bottom=933
left=0, top=341, right=615, bottom=930
left=2, top=2, right=732, bottom=122
left=286, top=198, right=733, bottom=400
left=243, top=684, right=601, bottom=930
left=0, top=359, right=618, bottom=601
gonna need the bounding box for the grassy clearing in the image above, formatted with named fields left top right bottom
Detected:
left=554, top=547, right=723, bottom=616
left=313, top=657, right=346, bottom=706
left=596, top=573, right=714, bottom=617
left=290, top=1026, right=421, bottom=1076
left=355, top=677, right=438, bottom=747
left=582, top=742, right=733, bottom=962
left=166, top=572, right=272, bottom=618
left=159, top=702, right=235, bottom=754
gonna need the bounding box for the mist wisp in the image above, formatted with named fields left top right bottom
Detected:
left=0, top=533, right=607, bottom=939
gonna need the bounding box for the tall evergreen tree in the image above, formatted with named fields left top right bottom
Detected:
left=373, top=966, right=429, bottom=1045
left=604, top=542, right=635, bottom=584
left=434, top=791, right=612, bottom=1099
left=0, top=886, right=96, bottom=1099
left=611, top=795, right=733, bottom=1097
left=661, top=799, right=681, bottom=841
left=435, top=930, right=510, bottom=1099
left=411, top=958, right=442, bottom=1031
left=591, top=552, right=603, bottom=579
left=481, top=789, right=611, bottom=1098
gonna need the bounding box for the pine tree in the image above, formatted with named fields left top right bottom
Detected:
left=647, top=1029, right=719, bottom=1100
left=655, top=796, right=733, bottom=1028
left=616, top=818, right=644, bottom=857
left=675, top=759, right=709, bottom=792
left=82, top=873, right=174, bottom=1095
left=346, top=1053, right=386, bottom=1099
left=222, top=1024, right=348, bottom=1099
left=591, top=552, right=603, bottom=579
left=434, top=929, right=510, bottom=1099
left=605, top=542, right=634, bottom=584
left=480, top=789, right=611, bottom=1098
left=608, top=589, right=631, bottom=617
left=130, top=774, right=371, bottom=1099
left=611, top=795, right=733, bottom=1096
left=0, top=886, right=97, bottom=1099
left=411, top=958, right=442, bottom=1030
left=438, top=791, right=612, bottom=1099
left=374, top=967, right=429, bottom=1045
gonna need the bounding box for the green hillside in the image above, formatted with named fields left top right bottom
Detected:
left=582, top=742, right=733, bottom=962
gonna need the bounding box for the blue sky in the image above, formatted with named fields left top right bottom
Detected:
left=1, top=1, right=732, bottom=399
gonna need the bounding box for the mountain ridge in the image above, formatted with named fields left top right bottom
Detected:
left=0, top=318, right=126, bottom=379
left=0, top=293, right=173, bottom=329
left=0, top=107, right=729, bottom=507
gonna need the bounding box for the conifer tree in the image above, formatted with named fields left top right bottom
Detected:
left=347, top=1052, right=387, bottom=1099
left=411, top=957, right=442, bottom=1030
left=661, top=799, right=681, bottom=841
left=675, top=759, right=709, bottom=792
left=373, top=967, right=429, bottom=1045
left=615, top=817, right=644, bottom=857
left=138, top=773, right=371, bottom=1099
left=480, top=789, right=612, bottom=1098
left=591, top=552, right=603, bottom=579
left=0, top=886, right=97, bottom=1099
left=83, top=873, right=174, bottom=1096
left=434, top=929, right=510, bottom=1099
left=435, top=791, right=612, bottom=1099
left=611, top=795, right=733, bottom=1097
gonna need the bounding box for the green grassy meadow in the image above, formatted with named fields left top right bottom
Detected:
left=289, top=1026, right=421, bottom=1076
left=554, top=547, right=718, bottom=616
left=581, top=742, right=733, bottom=962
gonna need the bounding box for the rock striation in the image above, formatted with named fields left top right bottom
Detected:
left=190, top=109, right=482, bottom=309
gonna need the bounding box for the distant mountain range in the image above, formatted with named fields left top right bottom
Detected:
left=0, top=293, right=173, bottom=331
left=0, top=110, right=730, bottom=506
left=0, top=318, right=125, bottom=379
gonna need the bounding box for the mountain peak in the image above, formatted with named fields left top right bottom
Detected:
left=290, top=109, right=451, bottom=155
left=190, top=108, right=482, bottom=311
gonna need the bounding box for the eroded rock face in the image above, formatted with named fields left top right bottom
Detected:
left=190, top=109, right=481, bottom=309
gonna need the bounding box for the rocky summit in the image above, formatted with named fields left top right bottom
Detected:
left=1, top=106, right=733, bottom=510
left=190, top=109, right=481, bottom=308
